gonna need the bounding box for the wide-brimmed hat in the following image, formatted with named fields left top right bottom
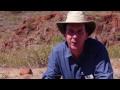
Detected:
left=56, top=11, right=96, bottom=36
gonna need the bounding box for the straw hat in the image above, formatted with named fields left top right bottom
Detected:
left=56, top=11, right=96, bottom=36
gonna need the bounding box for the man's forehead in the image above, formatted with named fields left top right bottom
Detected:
left=66, top=23, right=85, bottom=28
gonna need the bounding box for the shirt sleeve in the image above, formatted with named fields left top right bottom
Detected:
left=94, top=46, right=114, bottom=79
left=42, top=48, right=61, bottom=79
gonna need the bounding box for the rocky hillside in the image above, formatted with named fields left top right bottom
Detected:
left=0, top=11, right=120, bottom=52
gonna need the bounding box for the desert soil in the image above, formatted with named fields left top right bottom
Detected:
left=0, top=67, right=47, bottom=79
left=0, top=59, right=119, bottom=79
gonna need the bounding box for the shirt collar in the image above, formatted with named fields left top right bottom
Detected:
left=64, top=41, right=73, bottom=58
left=64, top=40, right=87, bottom=59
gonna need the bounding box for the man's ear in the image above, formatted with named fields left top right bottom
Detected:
left=86, top=33, right=89, bottom=40
left=63, top=34, right=66, bottom=39
left=86, top=33, right=89, bottom=37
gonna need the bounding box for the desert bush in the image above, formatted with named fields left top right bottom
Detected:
left=115, top=34, right=120, bottom=41
left=95, top=17, right=103, bottom=22
left=0, top=34, right=119, bottom=68
left=0, top=34, right=64, bottom=68
left=50, top=34, right=64, bottom=46
left=0, top=33, right=10, bottom=41
left=108, top=45, right=120, bottom=59
left=0, top=46, right=48, bottom=68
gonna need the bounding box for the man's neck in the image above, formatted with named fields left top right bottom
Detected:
left=70, top=47, right=84, bottom=60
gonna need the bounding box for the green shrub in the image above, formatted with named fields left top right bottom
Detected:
left=50, top=34, right=64, bottom=46
left=95, top=17, right=103, bottom=22
left=107, top=45, right=120, bottom=59
left=0, top=33, right=65, bottom=68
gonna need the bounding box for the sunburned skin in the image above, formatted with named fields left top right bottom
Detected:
left=64, top=23, right=88, bottom=60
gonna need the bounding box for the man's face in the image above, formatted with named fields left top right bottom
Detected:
left=64, top=23, right=88, bottom=51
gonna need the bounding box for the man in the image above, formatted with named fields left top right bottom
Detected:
left=42, top=11, right=113, bottom=79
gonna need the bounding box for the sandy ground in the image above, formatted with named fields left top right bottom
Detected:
left=0, top=67, right=47, bottom=79
left=0, top=59, right=120, bottom=79
left=111, top=59, right=120, bottom=79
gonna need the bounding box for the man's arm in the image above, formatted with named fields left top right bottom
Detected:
left=94, top=46, right=113, bottom=79
left=42, top=48, right=61, bottom=79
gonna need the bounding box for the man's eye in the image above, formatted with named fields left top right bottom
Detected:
left=78, top=30, right=83, bottom=34
left=70, top=31, right=73, bottom=33
left=68, top=30, right=74, bottom=33
left=77, top=31, right=81, bottom=34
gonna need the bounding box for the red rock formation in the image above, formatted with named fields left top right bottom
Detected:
left=19, top=68, right=33, bottom=75
left=0, top=12, right=119, bottom=52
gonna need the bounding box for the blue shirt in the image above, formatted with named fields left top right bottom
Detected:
left=42, top=38, right=113, bottom=79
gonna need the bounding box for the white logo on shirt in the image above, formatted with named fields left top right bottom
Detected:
left=84, top=74, right=94, bottom=79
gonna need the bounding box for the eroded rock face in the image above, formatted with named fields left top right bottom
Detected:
left=0, top=12, right=119, bottom=52
left=0, top=12, right=66, bottom=52
left=88, top=13, right=120, bottom=47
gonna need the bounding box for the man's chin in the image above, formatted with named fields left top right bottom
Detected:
left=70, top=46, right=78, bottom=50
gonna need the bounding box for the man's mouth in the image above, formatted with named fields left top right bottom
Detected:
left=71, top=42, right=77, bottom=45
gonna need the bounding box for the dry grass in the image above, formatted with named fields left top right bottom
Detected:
left=0, top=33, right=64, bottom=68
left=0, top=45, right=50, bottom=68
left=0, top=58, right=120, bottom=79
left=0, top=32, right=119, bottom=68
left=108, top=45, right=120, bottom=59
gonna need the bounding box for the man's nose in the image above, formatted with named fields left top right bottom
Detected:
left=72, top=33, right=78, bottom=38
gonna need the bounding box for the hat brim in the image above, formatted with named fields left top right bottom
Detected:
left=56, top=21, right=96, bottom=36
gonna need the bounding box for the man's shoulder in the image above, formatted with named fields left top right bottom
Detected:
left=87, top=38, right=105, bottom=49
left=52, top=41, right=66, bottom=51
